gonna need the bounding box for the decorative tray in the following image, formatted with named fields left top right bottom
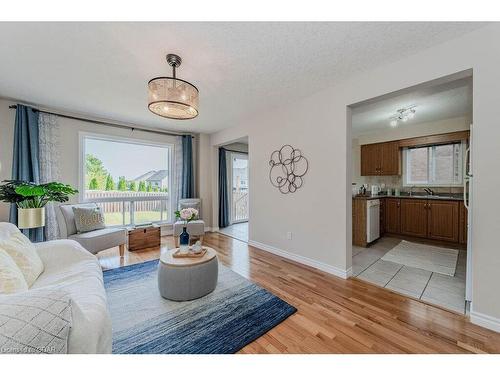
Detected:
left=172, top=248, right=207, bottom=258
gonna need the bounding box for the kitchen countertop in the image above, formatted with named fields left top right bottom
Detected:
left=353, top=193, right=464, bottom=201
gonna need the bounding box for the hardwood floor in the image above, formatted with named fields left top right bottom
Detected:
left=97, top=232, right=500, bottom=354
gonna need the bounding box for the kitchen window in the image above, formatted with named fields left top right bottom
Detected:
left=79, top=133, right=173, bottom=226
left=403, top=141, right=465, bottom=186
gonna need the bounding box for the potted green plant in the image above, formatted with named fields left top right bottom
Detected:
left=0, top=180, right=78, bottom=229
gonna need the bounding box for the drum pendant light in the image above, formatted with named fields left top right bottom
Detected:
left=148, top=54, right=199, bottom=120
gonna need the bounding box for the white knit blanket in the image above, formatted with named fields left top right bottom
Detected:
left=0, top=288, right=72, bottom=354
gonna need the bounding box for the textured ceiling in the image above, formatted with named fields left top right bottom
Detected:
left=0, top=22, right=485, bottom=133
left=351, top=77, right=472, bottom=135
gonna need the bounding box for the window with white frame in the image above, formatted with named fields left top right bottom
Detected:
left=403, top=141, right=465, bottom=186
left=80, top=134, right=173, bottom=226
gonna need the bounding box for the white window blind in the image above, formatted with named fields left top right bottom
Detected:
left=403, top=141, right=464, bottom=186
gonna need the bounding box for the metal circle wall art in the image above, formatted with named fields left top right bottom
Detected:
left=269, top=144, right=309, bottom=194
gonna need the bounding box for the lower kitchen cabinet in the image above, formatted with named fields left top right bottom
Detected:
left=400, top=199, right=428, bottom=238
left=352, top=199, right=367, bottom=247
left=353, top=197, right=463, bottom=248
left=385, top=198, right=401, bottom=234
left=379, top=198, right=385, bottom=235
left=427, top=200, right=459, bottom=242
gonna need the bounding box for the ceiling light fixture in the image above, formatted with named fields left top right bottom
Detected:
left=389, top=106, right=416, bottom=127
left=148, top=54, right=199, bottom=120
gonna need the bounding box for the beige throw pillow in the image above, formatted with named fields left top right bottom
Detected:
left=0, top=248, right=29, bottom=294
left=0, top=232, right=44, bottom=287
left=72, top=206, right=105, bottom=233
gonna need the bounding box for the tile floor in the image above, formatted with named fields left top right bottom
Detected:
left=219, top=222, right=249, bottom=242
left=353, top=237, right=467, bottom=314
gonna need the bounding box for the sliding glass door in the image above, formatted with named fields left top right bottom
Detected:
left=230, top=153, right=249, bottom=223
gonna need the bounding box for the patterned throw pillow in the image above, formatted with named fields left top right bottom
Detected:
left=0, top=249, right=29, bottom=294
left=72, top=206, right=105, bottom=233
left=0, top=232, right=44, bottom=288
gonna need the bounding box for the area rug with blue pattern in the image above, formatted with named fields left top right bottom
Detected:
left=103, top=259, right=296, bottom=354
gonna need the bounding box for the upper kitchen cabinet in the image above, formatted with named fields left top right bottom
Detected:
left=360, top=143, right=380, bottom=176
left=360, top=141, right=400, bottom=176
left=380, top=141, right=400, bottom=175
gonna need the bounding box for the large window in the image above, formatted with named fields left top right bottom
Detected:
left=403, top=142, right=465, bottom=186
left=80, top=134, right=173, bottom=226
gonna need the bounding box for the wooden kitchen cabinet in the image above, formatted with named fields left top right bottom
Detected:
left=384, top=198, right=461, bottom=244
left=380, top=141, right=400, bottom=175
left=352, top=199, right=367, bottom=247
left=385, top=198, right=401, bottom=234
left=400, top=199, right=428, bottom=238
left=459, top=201, right=468, bottom=245
left=428, top=200, right=459, bottom=243
left=379, top=198, right=385, bottom=235
left=360, top=141, right=400, bottom=176
left=360, top=143, right=381, bottom=176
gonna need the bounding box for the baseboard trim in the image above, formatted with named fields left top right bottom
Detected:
left=248, top=240, right=350, bottom=279
left=346, top=267, right=353, bottom=278
left=470, top=310, right=500, bottom=333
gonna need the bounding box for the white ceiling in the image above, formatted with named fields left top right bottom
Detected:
left=351, top=76, right=472, bottom=136
left=0, top=22, right=484, bottom=134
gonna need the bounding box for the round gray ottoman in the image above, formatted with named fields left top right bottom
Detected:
left=158, top=247, right=218, bottom=301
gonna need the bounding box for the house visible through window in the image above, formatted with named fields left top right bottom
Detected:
left=81, top=134, right=173, bottom=226
left=403, top=141, right=464, bottom=186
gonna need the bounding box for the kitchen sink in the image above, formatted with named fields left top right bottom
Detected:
left=396, top=193, right=459, bottom=199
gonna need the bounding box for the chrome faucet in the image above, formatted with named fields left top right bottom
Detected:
left=409, top=185, right=416, bottom=196
left=423, top=187, right=435, bottom=196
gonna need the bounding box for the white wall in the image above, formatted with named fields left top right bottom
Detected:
left=0, top=98, right=209, bottom=228
left=197, top=133, right=213, bottom=228
left=210, top=24, right=500, bottom=329
left=352, top=116, right=470, bottom=189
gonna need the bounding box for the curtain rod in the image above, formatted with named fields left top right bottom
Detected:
left=220, top=147, right=248, bottom=154
left=8, top=104, right=195, bottom=138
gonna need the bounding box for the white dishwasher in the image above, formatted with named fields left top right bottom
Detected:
left=366, top=199, right=380, bottom=243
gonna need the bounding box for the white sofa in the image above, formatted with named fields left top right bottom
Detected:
left=0, top=223, right=112, bottom=353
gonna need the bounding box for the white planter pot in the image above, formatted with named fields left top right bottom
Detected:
left=18, top=207, right=45, bottom=229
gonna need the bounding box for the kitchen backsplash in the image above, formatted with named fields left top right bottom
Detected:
left=353, top=175, right=463, bottom=194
